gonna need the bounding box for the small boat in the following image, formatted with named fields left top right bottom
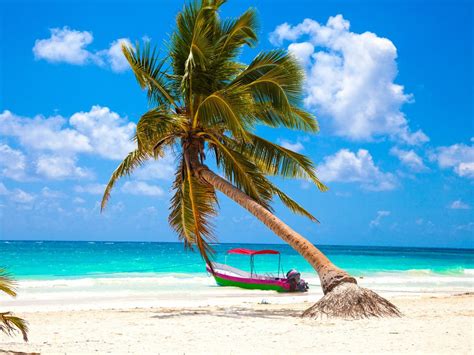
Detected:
left=206, top=248, right=308, bottom=292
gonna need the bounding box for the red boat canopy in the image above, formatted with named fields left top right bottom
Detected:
left=227, top=248, right=280, bottom=256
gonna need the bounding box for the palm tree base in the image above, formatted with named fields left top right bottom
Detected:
left=302, top=282, right=401, bottom=319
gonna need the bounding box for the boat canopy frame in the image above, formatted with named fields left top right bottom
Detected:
left=225, top=248, right=282, bottom=277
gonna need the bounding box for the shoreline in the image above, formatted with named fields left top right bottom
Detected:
left=3, top=270, right=473, bottom=313
left=1, top=293, right=472, bottom=354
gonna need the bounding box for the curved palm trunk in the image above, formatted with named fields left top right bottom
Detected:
left=196, top=165, right=401, bottom=318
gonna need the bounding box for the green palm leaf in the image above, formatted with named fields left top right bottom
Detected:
left=0, top=312, right=28, bottom=342
left=268, top=183, right=318, bottom=222
left=122, top=41, right=176, bottom=107
left=204, top=133, right=273, bottom=209
left=0, top=268, right=28, bottom=342
left=169, top=157, right=218, bottom=266
left=0, top=268, right=16, bottom=297
left=136, top=108, right=183, bottom=152
left=101, top=149, right=150, bottom=211
left=237, top=134, right=328, bottom=191
left=195, top=90, right=252, bottom=139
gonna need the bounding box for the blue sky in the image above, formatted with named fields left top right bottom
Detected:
left=0, top=0, right=472, bottom=248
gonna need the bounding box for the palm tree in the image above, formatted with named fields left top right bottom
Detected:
left=0, top=268, right=28, bottom=341
left=102, top=0, right=400, bottom=318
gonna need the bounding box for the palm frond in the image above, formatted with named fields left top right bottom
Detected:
left=253, top=102, right=319, bottom=132
left=136, top=107, right=184, bottom=152
left=0, top=312, right=28, bottom=342
left=217, top=8, right=258, bottom=57
left=231, top=50, right=304, bottom=113
left=195, top=90, right=252, bottom=139
left=169, top=156, right=218, bottom=267
left=236, top=134, right=328, bottom=191
left=171, top=0, right=222, bottom=102
left=268, top=183, right=318, bottom=222
left=0, top=268, right=16, bottom=297
left=101, top=149, right=150, bottom=211
left=122, top=41, right=176, bottom=107
left=204, top=133, right=273, bottom=209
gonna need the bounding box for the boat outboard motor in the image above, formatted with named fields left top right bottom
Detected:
left=286, top=269, right=309, bottom=292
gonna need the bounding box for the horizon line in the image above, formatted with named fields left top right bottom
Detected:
left=2, top=239, right=473, bottom=251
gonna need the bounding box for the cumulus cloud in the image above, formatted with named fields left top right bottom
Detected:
left=369, top=210, right=391, bottom=227
left=75, top=183, right=107, bottom=195
left=317, top=149, right=397, bottom=191
left=279, top=139, right=305, bottom=153
left=36, top=155, right=92, bottom=180
left=455, top=222, right=474, bottom=233
left=0, top=107, right=136, bottom=181
left=390, top=147, right=427, bottom=172
left=121, top=181, right=164, bottom=197
left=134, top=154, right=176, bottom=181
left=270, top=15, right=428, bottom=145
left=69, top=106, right=136, bottom=160
left=430, top=141, right=474, bottom=179
left=449, top=200, right=470, bottom=210
left=0, top=110, right=91, bottom=154
left=33, top=27, right=131, bottom=72
left=0, top=106, right=139, bottom=181
left=33, top=27, right=95, bottom=65
left=73, top=197, right=86, bottom=204
left=96, top=38, right=132, bottom=72
left=41, top=187, right=64, bottom=199
left=10, top=189, right=35, bottom=204
left=0, top=144, right=27, bottom=180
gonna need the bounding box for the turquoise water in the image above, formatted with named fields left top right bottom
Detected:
left=1, top=241, right=473, bottom=280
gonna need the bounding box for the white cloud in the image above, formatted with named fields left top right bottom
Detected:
left=121, top=181, right=164, bottom=196
left=134, top=154, right=175, bottom=181
left=279, top=139, right=305, bottom=153
left=449, top=200, right=470, bottom=210
left=455, top=222, right=474, bottom=233
left=288, top=42, right=314, bottom=66
left=69, top=106, right=136, bottom=159
left=33, top=27, right=131, bottom=72
left=41, top=187, right=64, bottom=198
left=10, top=189, right=35, bottom=204
left=369, top=210, right=390, bottom=227
left=0, top=110, right=91, bottom=154
left=318, top=149, right=397, bottom=191
left=0, top=107, right=137, bottom=182
left=75, top=183, right=106, bottom=195
left=0, top=182, right=9, bottom=195
left=0, top=144, right=27, bottom=180
left=1, top=106, right=135, bottom=158
left=97, top=38, right=132, bottom=72
left=0, top=184, right=35, bottom=205
left=390, top=147, right=426, bottom=172
left=270, top=15, right=428, bottom=145
left=430, top=141, right=474, bottom=179
left=73, top=197, right=86, bottom=204
left=36, top=155, right=92, bottom=180
left=33, top=27, right=95, bottom=65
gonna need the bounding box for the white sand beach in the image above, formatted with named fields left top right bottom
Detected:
left=1, top=291, right=472, bottom=354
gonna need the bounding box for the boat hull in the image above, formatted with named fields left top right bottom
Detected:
left=213, top=274, right=289, bottom=292
left=207, top=263, right=291, bottom=292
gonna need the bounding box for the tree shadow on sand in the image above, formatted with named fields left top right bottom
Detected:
left=150, top=307, right=302, bottom=320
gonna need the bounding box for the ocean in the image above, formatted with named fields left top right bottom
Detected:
left=1, top=241, right=473, bottom=311
left=1, top=240, right=473, bottom=279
